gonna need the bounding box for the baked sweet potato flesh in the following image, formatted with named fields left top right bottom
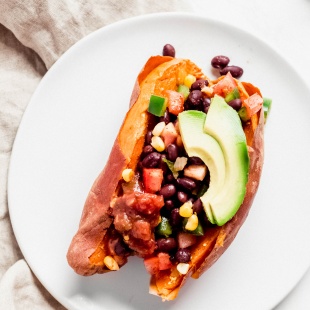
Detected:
left=67, top=56, right=264, bottom=300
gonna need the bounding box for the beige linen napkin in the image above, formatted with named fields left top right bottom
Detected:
left=0, top=1, right=189, bottom=309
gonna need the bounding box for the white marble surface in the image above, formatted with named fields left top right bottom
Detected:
left=189, top=1, right=310, bottom=309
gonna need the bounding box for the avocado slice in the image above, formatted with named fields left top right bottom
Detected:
left=178, top=95, right=249, bottom=226
left=178, top=110, right=226, bottom=224
left=203, top=95, right=249, bottom=226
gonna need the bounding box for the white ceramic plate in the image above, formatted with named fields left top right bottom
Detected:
left=8, top=13, right=310, bottom=310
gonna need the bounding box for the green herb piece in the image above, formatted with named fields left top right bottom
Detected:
left=162, top=158, right=179, bottom=179
left=225, top=87, right=240, bottom=103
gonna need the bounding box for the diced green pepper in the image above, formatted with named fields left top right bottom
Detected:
left=238, top=106, right=250, bottom=122
left=177, top=84, right=190, bottom=100
left=225, top=87, right=240, bottom=103
left=263, top=97, right=272, bottom=123
left=156, top=217, right=172, bottom=237
left=148, top=94, right=167, bottom=117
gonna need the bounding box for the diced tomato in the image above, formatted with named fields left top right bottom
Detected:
left=144, top=253, right=172, bottom=275
left=212, top=72, right=237, bottom=97
left=158, top=252, right=172, bottom=271
left=165, top=90, right=184, bottom=115
left=161, top=122, right=178, bottom=147
left=143, top=168, right=163, bottom=193
left=243, top=93, right=263, bottom=118
left=144, top=256, right=159, bottom=274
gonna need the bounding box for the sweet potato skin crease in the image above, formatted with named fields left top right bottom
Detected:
left=67, top=56, right=264, bottom=300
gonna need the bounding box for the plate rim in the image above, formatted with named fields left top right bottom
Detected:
left=7, top=11, right=310, bottom=310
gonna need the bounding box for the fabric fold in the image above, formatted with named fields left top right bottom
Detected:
left=0, top=1, right=189, bottom=309
left=0, top=0, right=188, bottom=69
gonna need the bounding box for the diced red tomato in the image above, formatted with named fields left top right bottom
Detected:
left=212, top=72, right=237, bottom=97
left=143, top=168, right=163, bottom=193
left=243, top=93, right=263, bottom=118
left=144, top=253, right=172, bottom=275
left=161, top=122, right=178, bottom=147
left=165, top=90, right=184, bottom=115
left=144, top=256, right=159, bottom=274
left=158, top=252, right=172, bottom=271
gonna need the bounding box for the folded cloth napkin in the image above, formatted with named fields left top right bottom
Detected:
left=0, top=1, right=189, bottom=308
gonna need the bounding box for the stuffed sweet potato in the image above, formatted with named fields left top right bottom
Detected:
left=67, top=53, right=265, bottom=301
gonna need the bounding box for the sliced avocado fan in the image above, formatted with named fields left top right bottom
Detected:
left=178, top=95, right=249, bottom=226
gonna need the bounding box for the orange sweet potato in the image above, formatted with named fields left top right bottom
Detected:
left=67, top=56, right=264, bottom=300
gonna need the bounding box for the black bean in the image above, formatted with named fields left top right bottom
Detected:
left=175, top=248, right=191, bottom=263
left=164, top=199, right=175, bottom=211
left=160, top=154, right=168, bottom=175
left=114, top=239, right=128, bottom=256
left=159, top=109, right=170, bottom=124
left=219, top=65, right=243, bottom=79
left=163, top=44, right=175, bottom=57
left=166, top=144, right=178, bottom=162
left=142, top=145, right=154, bottom=157
left=192, top=198, right=203, bottom=215
left=170, top=208, right=182, bottom=227
left=157, top=238, right=177, bottom=252
left=177, top=177, right=196, bottom=191
left=145, top=131, right=153, bottom=145
left=187, top=90, right=203, bottom=109
left=227, top=98, right=242, bottom=111
left=159, top=184, right=176, bottom=199
left=142, top=152, right=161, bottom=168
left=188, top=156, right=204, bottom=166
left=203, top=97, right=211, bottom=108
left=165, top=174, right=175, bottom=184
left=190, top=79, right=209, bottom=91
left=211, top=55, right=230, bottom=69
left=177, top=191, right=188, bottom=203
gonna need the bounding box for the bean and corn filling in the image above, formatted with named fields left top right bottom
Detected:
left=112, top=73, right=220, bottom=274
left=106, top=46, right=270, bottom=274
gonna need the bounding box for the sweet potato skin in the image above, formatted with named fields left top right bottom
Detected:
left=67, top=56, right=205, bottom=275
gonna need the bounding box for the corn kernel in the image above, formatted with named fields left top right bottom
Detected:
left=103, top=256, right=119, bottom=271
left=151, top=136, right=165, bottom=152
left=177, top=263, right=190, bottom=275
left=179, top=201, right=193, bottom=217
left=184, top=74, right=196, bottom=88
left=122, top=168, right=134, bottom=182
left=185, top=214, right=199, bottom=231
left=152, top=121, right=165, bottom=136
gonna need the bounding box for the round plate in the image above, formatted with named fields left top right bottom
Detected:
left=8, top=12, right=310, bottom=310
